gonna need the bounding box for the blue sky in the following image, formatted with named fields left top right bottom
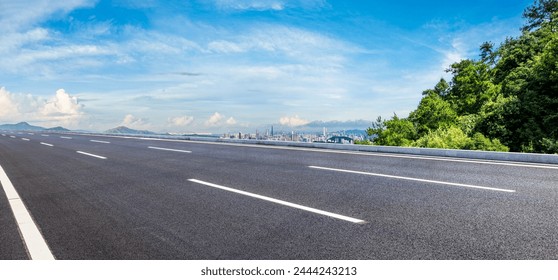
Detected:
left=0, top=0, right=532, bottom=133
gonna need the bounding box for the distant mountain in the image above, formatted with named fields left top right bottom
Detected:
left=46, top=126, right=70, bottom=132
left=104, top=126, right=156, bottom=135
left=269, top=120, right=372, bottom=134
left=0, top=122, right=46, bottom=131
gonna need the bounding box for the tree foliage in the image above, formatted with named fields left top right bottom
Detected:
left=522, top=0, right=558, bottom=31
left=364, top=0, right=558, bottom=154
left=409, top=86, right=458, bottom=136
left=367, top=114, right=417, bottom=147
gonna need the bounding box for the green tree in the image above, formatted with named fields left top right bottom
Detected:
left=522, top=0, right=558, bottom=32
left=476, top=94, right=520, bottom=149
left=367, top=114, right=417, bottom=147
left=445, top=59, right=499, bottom=115
left=516, top=34, right=558, bottom=151
left=408, top=91, right=457, bottom=137
left=480, top=41, right=496, bottom=65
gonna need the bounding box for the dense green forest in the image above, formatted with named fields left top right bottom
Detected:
left=362, top=0, right=558, bottom=154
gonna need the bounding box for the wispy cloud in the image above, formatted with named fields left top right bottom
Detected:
left=209, top=0, right=327, bottom=12
left=212, top=0, right=285, bottom=11
left=0, top=0, right=95, bottom=31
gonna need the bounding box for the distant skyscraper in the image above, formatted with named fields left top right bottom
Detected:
left=271, top=126, right=274, bottom=136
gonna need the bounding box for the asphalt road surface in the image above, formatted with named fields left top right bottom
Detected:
left=1, top=131, right=557, bottom=260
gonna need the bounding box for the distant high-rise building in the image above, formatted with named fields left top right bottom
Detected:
left=271, top=126, right=274, bottom=136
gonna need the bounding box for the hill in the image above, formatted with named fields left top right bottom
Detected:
left=0, top=122, right=72, bottom=132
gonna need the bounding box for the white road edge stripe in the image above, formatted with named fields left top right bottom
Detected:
left=309, top=166, right=516, bottom=193
left=188, top=179, right=366, bottom=224
left=40, top=142, right=53, bottom=147
left=76, top=151, right=107, bottom=159
left=148, top=146, right=191, bottom=153
left=21, top=138, right=30, bottom=141
left=90, top=140, right=110, bottom=144
left=0, top=165, right=55, bottom=260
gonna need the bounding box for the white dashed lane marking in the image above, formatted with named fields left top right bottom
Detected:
left=188, top=179, right=366, bottom=224
left=76, top=151, right=107, bottom=159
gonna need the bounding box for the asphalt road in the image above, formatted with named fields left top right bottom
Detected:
left=1, top=131, right=557, bottom=260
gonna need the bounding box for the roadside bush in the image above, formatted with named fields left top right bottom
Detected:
left=470, top=133, right=510, bottom=152
left=413, top=126, right=472, bottom=149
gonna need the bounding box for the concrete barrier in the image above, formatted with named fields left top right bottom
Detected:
left=183, top=136, right=558, bottom=165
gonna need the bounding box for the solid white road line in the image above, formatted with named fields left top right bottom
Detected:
left=90, top=140, right=110, bottom=144
left=40, top=142, right=53, bottom=147
left=188, top=179, right=367, bottom=224
left=0, top=165, right=55, bottom=260
left=60, top=136, right=72, bottom=139
left=41, top=134, right=49, bottom=137
left=309, top=166, right=516, bottom=193
left=148, top=146, right=192, bottom=153
left=21, top=138, right=30, bottom=141
left=76, top=151, right=107, bottom=159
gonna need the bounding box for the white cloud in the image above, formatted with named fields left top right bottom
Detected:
left=207, top=40, right=245, bottom=53
left=226, top=117, right=237, bottom=125
left=40, top=89, right=84, bottom=126
left=203, top=112, right=238, bottom=127
left=0, top=87, right=22, bottom=120
left=0, top=87, right=84, bottom=128
left=0, top=28, right=49, bottom=53
left=439, top=38, right=467, bottom=71
left=168, top=115, right=195, bottom=126
left=206, top=112, right=224, bottom=126
left=212, top=0, right=285, bottom=11
left=210, top=0, right=327, bottom=12
left=279, top=115, right=309, bottom=127
left=121, top=114, right=149, bottom=128
left=0, top=0, right=95, bottom=32
left=206, top=25, right=360, bottom=66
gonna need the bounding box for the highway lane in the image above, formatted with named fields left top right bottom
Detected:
left=0, top=131, right=557, bottom=259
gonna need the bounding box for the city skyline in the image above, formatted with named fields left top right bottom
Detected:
left=0, top=0, right=531, bottom=133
